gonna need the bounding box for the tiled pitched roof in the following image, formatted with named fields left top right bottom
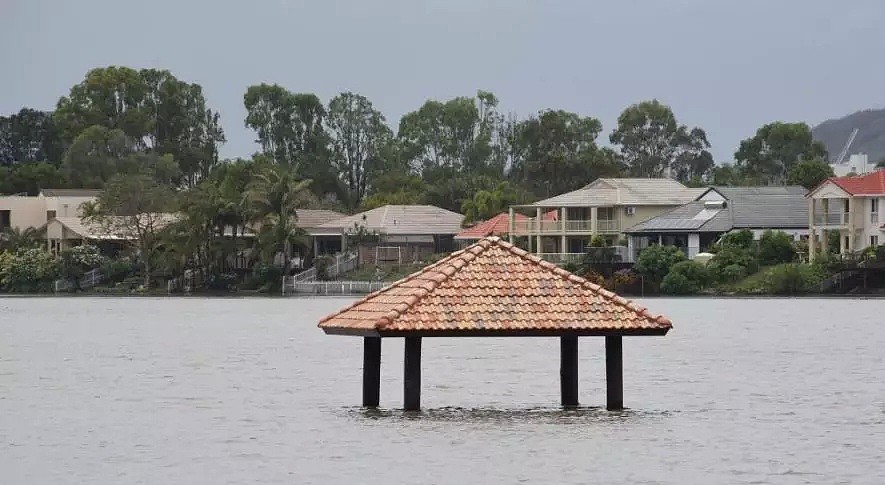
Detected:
left=319, top=237, right=672, bottom=336
left=455, top=211, right=558, bottom=240
left=316, top=205, right=464, bottom=235
left=455, top=213, right=527, bottom=240
left=531, top=178, right=702, bottom=207
left=827, top=171, right=885, bottom=195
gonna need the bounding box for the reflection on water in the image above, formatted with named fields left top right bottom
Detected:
left=2, top=297, right=885, bottom=484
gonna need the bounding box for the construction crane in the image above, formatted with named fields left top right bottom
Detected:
left=834, top=128, right=859, bottom=165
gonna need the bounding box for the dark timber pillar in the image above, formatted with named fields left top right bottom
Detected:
left=560, top=336, right=579, bottom=407
left=605, top=335, right=623, bottom=410
left=403, top=337, right=422, bottom=410
left=362, top=337, right=381, bottom=407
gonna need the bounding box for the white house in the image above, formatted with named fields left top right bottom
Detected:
left=807, top=170, right=885, bottom=259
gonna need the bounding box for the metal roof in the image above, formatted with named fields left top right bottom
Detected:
left=529, top=178, right=703, bottom=207
left=625, top=186, right=809, bottom=233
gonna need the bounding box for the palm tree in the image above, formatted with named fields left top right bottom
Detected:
left=0, top=226, right=44, bottom=252
left=244, top=164, right=313, bottom=274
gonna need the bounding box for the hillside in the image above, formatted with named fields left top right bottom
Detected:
left=813, top=108, right=885, bottom=164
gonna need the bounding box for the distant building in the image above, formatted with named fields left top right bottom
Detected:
left=831, top=153, right=875, bottom=177
left=315, top=205, right=464, bottom=265
left=808, top=171, right=885, bottom=259
left=625, top=186, right=809, bottom=260
left=508, top=178, right=703, bottom=264
left=0, top=189, right=101, bottom=233
left=454, top=211, right=557, bottom=246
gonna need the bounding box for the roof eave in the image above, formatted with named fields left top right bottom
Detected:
left=321, top=327, right=670, bottom=337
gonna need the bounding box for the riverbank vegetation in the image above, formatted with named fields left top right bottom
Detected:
left=0, top=64, right=848, bottom=293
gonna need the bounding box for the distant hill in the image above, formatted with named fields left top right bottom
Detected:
left=813, top=108, right=885, bottom=164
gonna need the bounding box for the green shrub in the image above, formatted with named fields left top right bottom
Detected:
left=102, top=257, right=135, bottom=283
left=253, top=263, right=282, bottom=293
left=661, top=272, right=694, bottom=295
left=717, top=229, right=754, bottom=250
left=661, top=260, right=710, bottom=295
left=719, top=264, right=747, bottom=283
left=0, top=248, right=60, bottom=292
left=709, top=245, right=758, bottom=280
left=314, top=255, right=333, bottom=281
left=759, top=263, right=823, bottom=295
left=635, top=245, right=686, bottom=284
left=758, top=230, right=796, bottom=265
left=60, top=245, right=105, bottom=285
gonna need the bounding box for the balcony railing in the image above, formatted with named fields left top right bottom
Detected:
left=513, top=219, right=620, bottom=234
left=814, top=213, right=849, bottom=226
left=536, top=246, right=633, bottom=264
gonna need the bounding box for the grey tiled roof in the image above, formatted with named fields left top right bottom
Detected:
left=315, top=205, right=464, bottom=235
left=625, top=186, right=809, bottom=233
left=531, top=178, right=703, bottom=207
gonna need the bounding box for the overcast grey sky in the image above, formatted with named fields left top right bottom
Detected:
left=2, top=0, right=884, bottom=162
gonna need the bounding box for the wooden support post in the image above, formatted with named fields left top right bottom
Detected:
left=605, top=336, right=623, bottom=410
left=362, top=337, right=381, bottom=407
left=403, top=337, right=422, bottom=410
left=560, top=336, right=579, bottom=407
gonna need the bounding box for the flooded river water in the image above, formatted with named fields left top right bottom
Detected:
left=2, top=297, right=884, bottom=484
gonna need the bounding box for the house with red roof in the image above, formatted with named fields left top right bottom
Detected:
left=454, top=211, right=558, bottom=245
left=807, top=170, right=885, bottom=260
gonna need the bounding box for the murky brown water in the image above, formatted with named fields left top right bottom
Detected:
left=2, top=297, right=884, bottom=484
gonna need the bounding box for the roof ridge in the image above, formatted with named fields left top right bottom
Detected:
left=316, top=241, right=494, bottom=327
left=318, top=236, right=672, bottom=332
left=490, top=238, right=671, bottom=326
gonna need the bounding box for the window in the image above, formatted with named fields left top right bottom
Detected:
left=872, top=236, right=880, bottom=247
left=47, top=210, right=57, bottom=221
left=0, top=210, right=10, bottom=230
left=872, top=199, right=879, bottom=214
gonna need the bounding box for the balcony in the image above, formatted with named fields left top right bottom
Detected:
left=537, top=246, right=633, bottom=264
left=513, top=219, right=620, bottom=235
left=813, top=213, right=849, bottom=226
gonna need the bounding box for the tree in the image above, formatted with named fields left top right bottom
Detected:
left=461, top=182, right=527, bottom=224
left=398, top=91, right=503, bottom=177
left=0, top=108, right=63, bottom=165
left=63, top=126, right=133, bottom=187
left=734, top=122, right=828, bottom=185
left=244, top=164, right=313, bottom=274
left=82, top=155, right=180, bottom=288
left=326, top=92, right=392, bottom=209
left=609, top=100, right=712, bottom=180
left=0, top=226, right=44, bottom=252
left=55, top=66, right=225, bottom=184
left=509, top=110, right=621, bottom=196
left=0, top=162, right=68, bottom=195
left=787, top=157, right=834, bottom=190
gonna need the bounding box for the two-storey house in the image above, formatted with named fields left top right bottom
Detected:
left=507, top=178, right=703, bottom=263
left=808, top=171, right=885, bottom=260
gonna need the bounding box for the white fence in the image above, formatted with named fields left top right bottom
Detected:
left=286, top=281, right=389, bottom=296
left=282, top=252, right=359, bottom=295
left=53, top=268, right=105, bottom=293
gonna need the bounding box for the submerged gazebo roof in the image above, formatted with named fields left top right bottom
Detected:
left=319, top=237, right=672, bottom=337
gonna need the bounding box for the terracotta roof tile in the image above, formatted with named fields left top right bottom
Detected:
left=827, top=171, right=885, bottom=195
left=318, top=237, right=672, bottom=336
